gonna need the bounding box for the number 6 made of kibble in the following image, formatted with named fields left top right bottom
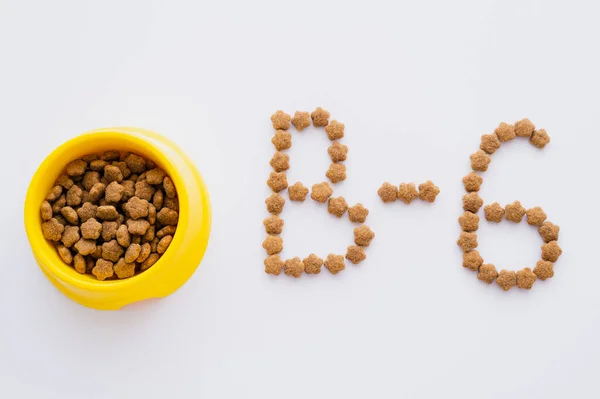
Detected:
left=262, top=108, right=562, bottom=291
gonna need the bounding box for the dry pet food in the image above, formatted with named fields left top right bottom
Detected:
left=271, top=110, right=291, bottom=130
left=458, top=212, right=479, bottom=232
left=530, top=129, right=550, bottom=148
left=484, top=202, right=505, bottom=223
left=516, top=268, right=536, bottom=289
left=418, top=181, right=440, bottom=203
left=505, top=201, right=526, bottom=223
left=398, top=183, right=418, bottom=204
left=354, top=225, right=375, bottom=247
left=348, top=203, right=369, bottom=223
left=284, top=257, right=304, bottom=278
left=267, top=172, right=288, bottom=192
left=265, top=193, right=285, bottom=214
left=457, top=232, right=478, bottom=252
left=480, top=134, right=501, bottom=154
left=271, top=130, right=292, bottom=151
left=462, top=192, right=483, bottom=213
left=462, top=250, right=483, bottom=271
left=541, top=241, right=562, bottom=262
left=270, top=152, right=290, bottom=172
left=288, top=182, right=309, bottom=202
left=311, top=107, right=330, bottom=127
left=291, top=111, right=311, bottom=131
left=477, top=264, right=498, bottom=284
left=378, top=182, right=398, bottom=203
left=325, top=121, right=345, bottom=141
left=494, top=122, right=516, bottom=142
left=303, top=254, right=323, bottom=274
left=533, top=260, right=554, bottom=280
left=526, top=207, right=547, bottom=226
left=515, top=118, right=535, bottom=138
left=470, top=150, right=491, bottom=172
left=496, top=270, right=517, bottom=291
left=263, top=215, right=284, bottom=235
left=462, top=172, right=483, bottom=192
left=311, top=182, right=333, bottom=203
left=262, top=235, right=283, bottom=255
left=345, top=245, right=366, bottom=264
left=326, top=163, right=346, bottom=183
left=264, top=255, right=284, bottom=275
left=328, top=142, right=348, bottom=162
left=324, top=254, right=345, bottom=275
left=41, top=151, right=178, bottom=280
left=538, top=222, right=560, bottom=243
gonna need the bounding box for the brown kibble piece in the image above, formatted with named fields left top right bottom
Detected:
left=74, top=238, right=97, bottom=256
left=264, top=255, right=284, bottom=275
left=91, top=245, right=103, bottom=260
left=263, top=215, right=284, bottom=234
left=348, top=203, right=369, bottom=223
left=288, top=182, right=309, bottom=202
left=163, top=176, right=176, bottom=199
left=144, top=168, right=165, bottom=185
left=148, top=204, right=156, bottom=224
left=89, top=160, right=108, bottom=172
left=328, top=196, right=348, bottom=217
left=135, top=180, right=155, bottom=201
left=458, top=212, right=479, bottom=232
left=494, top=122, right=516, bottom=142
left=418, top=181, right=440, bottom=203
left=303, top=254, right=323, bottom=274
left=326, top=163, right=346, bottom=183
left=121, top=180, right=135, bottom=201
left=267, top=172, right=288, bottom=192
left=480, top=134, right=501, bottom=154
left=325, top=120, right=344, bottom=140
left=398, top=183, right=419, bottom=204
left=505, top=201, right=526, bottom=223
left=85, top=256, right=95, bottom=273
left=124, top=153, right=147, bottom=174
left=51, top=194, right=66, bottom=214
left=541, top=241, right=562, bottom=262
left=282, top=257, right=303, bottom=278
left=516, top=268, right=536, bottom=289
left=496, top=270, right=517, bottom=291
left=324, top=254, right=345, bottom=275
left=101, top=151, right=120, bottom=161
left=112, top=161, right=131, bottom=179
left=102, top=221, right=118, bottom=241
left=291, top=111, right=311, bottom=131
left=354, top=225, right=375, bottom=247
left=539, top=222, right=560, bottom=243
left=157, top=235, right=173, bottom=254
left=157, top=208, right=178, bottom=226
left=470, top=150, right=491, bottom=172
left=346, top=245, right=366, bottom=264
left=46, top=185, right=63, bottom=202
left=131, top=236, right=141, bottom=245
left=73, top=253, right=86, bottom=274
left=311, top=182, right=333, bottom=203
left=61, top=225, right=80, bottom=248
left=265, top=193, right=285, bottom=214
left=463, top=250, right=483, bottom=271
left=66, top=159, right=87, bottom=177
left=327, top=142, right=348, bottom=162
left=484, top=202, right=505, bottom=223
left=533, top=260, right=554, bottom=280
left=515, top=118, right=535, bottom=138
left=82, top=171, right=100, bottom=191
left=145, top=228, right=157, bottom=246
left=262, top=235, right=283, bottom=255
left=77, top=202, right=98, bottom=222
left=40, top=201, right=53, bottom=221
left=104, top=165, right=123, bottom=183
left=60, top=206, right=79, bottom=225
left=156, top=225, right=177, bottom=239
left=269, top=152, right=290, bottom=172
left=96, top=205, right=119, bottom=221
left=54, top=215, right=68, bottom=226
left=124, top=196, right=149, bottom=219
left=137, top=243, right=151, bottom=263
left=126, top=219, right=151, bottom=235
left=462, top=172, right=483, bottom=192
left=153, top=190, right=164, bottom=210
left=163, top=197, right=179, bottom=212
left=311, top=107, right=330, bottom=127
left=271, top=130, right=292, bottom=151
left=114, top=258, right=136, bottom=279
left=93, top=259, right=114, bottom=281
left=271, top=110, right=291, bottom=130
left=124, top=243, right=142, bottom=263
left=378, top=182, right=398, bottom=203
left=116, top=224, right=131, bottom=247
left=82, top=154, right=98, bottom=163
left=457, top=232, right=478, bottom=252
left=477, top=264, right=498, bottom=284
left=462, top=192, right=483, bottom=213
left=57, top=245, right=73, bottom=264
left=102, top=239, right=124, bottom=262
left=530, top=129, right=550, bottom=148
left=55, top=174, right=74, bottom=189
left=66, top=185, right=83, bottom=207
left=526, top=207, right=547, bottom=226
left=89, top=183, right=106, bottom=203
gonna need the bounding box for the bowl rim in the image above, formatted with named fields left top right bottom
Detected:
left=24, top=127, right=197, bottom=290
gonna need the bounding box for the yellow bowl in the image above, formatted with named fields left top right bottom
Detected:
left=24, top=127, right=211, bottom=310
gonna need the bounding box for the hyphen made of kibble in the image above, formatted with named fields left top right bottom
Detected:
left=458, top=119, right=561, bottom=291
left=40, top=151, right=178, bottom=280
left=264, top=108, right=373, bottom=277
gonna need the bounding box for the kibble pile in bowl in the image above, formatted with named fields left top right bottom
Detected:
left=40, top=151, right=179, bottom=280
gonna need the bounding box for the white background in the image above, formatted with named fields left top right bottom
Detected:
left=1, top=1, right=599, bottom=398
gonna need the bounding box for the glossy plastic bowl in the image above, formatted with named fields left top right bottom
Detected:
left=24, top=127, right=211, bottom=310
